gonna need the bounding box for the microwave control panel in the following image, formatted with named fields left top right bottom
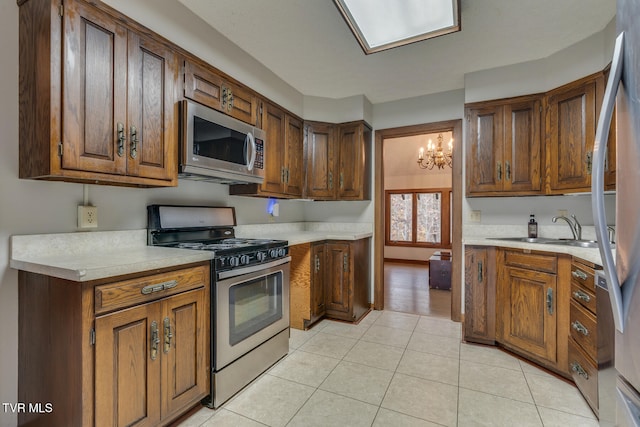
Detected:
left=255, top=139, right=264, bottom=169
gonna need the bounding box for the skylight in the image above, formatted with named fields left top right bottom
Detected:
left=334, top=0, right=460, bottom=54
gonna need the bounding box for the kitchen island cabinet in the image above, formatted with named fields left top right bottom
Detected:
left=497, top=249, right=571, bottom=375
left=19, top=0, right=179, bottom=187
left=289, top=238, right=370, bottom=329
left=18, top=262, right=210, bottom=427
left=464, top=246, right=496, bottom=344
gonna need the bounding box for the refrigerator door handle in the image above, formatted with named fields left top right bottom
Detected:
left=592, top=32, right=625, bottom=332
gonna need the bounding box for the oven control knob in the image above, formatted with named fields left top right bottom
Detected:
left=240, top=254, right=251, bottom=265
left=257, top=251, right=267, bottom=262
left=229, top=256, right=240, bottom=267
left=269, top=249, right=278, bottom=258
left=278, top=248, right=286, bottom=257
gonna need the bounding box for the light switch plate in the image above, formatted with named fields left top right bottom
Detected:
left=78, top=205, right=98, bottom=228
left=470, top=210, right=481, bottom=223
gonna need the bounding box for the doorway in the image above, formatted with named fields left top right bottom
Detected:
left=373, top=120, right=463, bottom=321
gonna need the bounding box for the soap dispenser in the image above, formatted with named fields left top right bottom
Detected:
left=528, top=214, right=538, bottom=238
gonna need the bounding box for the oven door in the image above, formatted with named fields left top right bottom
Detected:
left=215, top=257, right=290, bottom=370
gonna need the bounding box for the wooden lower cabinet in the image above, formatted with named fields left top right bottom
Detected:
left=289, top=239, right=370, bottom=329
left=464, top=246, right=496, bottom=344
left=18, top=263, right=210, bottom=427
left=496, top=249, right=570, bottom=375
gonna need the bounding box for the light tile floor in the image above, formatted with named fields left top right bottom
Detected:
left=179, top=311, right=598, bottom=427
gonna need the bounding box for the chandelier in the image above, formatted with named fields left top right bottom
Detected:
left=417, top=133, right=453, bottom=170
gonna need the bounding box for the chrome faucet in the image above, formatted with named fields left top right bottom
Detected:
left=552, top=214, right=582, bottom=240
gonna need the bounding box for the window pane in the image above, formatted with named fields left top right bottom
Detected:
left=389, top=193, right=413, bottom=241
left=417, top=192, right=441, bottom=243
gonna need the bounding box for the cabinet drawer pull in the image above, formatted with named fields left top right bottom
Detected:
left=141, top=280, right=178, bottom=295
left=163, top=317, right=172, bottom=354
left=150, top=321, right=159, bottom=361
left=571, top=362, right=589, bottom=379
left=573, top=290, right=591, bottom=303
left=572, top=320, right=590, bottom=336
left=572, top=269, right=588, bottom=280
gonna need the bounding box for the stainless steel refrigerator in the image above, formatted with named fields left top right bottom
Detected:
left=592, top=0, right=640, bottom=425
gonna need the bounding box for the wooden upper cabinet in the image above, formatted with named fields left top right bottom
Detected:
left=183, top=59, right=257, bottom=125
left=466, top=95, right=542, bottom=196
left=260, top=103, right=287, bottom=194
left=229, top=103, right=303, bottom=198
left=547, top=75, right=598, bottom=193
left=285, top=115, right=305, bottom=197
left=126, top=31, right=178, bottom=181
left=466, top=105, right=504, bottom=194
left=19, top=0, right=178, bottom=187
left=337, top=122, right=371, bottom=200
left=61, top=0, right=128, bottom=176
left=305, top=120, right=371, bottom=200
left=305, top=121, right=337, bottom=200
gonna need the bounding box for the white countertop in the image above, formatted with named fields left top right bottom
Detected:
left=463, top=237, right=606, bottom=266
left=10, top=230, right=213, bottom=282
left=9, top=224, right=373, bottom=282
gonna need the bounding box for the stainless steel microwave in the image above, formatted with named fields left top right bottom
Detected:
left=179, top=100, right=265, bottom=184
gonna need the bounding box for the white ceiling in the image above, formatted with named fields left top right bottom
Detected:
left=177, top=0, right=615, bottom=104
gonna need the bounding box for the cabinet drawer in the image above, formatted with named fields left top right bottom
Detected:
left=503, top=250, right=557, bottom=274
left=570, top=280, right=596, bottom=315
left=568, top=337, right=598, bottom=415
left=571, top=261, right=596, bottom=291
left=569, top=300, right=597, bottom=359
left=95, top=265, right=208, bottom=314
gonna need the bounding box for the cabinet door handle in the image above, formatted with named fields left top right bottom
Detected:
left=315, top=255, right=320, bottom=272
left=570, top=362, right=589, bottom=379
left=586, top=151, right=593, bottom=175
left=285, top=168, right=290, bottom=184
left=505, top=161, right=511, bottom=181
left=546, top=288, right=554, bottom=315
left=163, top=317, right=172, bottom=354
left=497, top=162, right=502, bottom=181
left=130, top=126, right=138, bottom=159
left=340, top=172, right=344, bottom=189
left=477, top=260, right=483, bottom=283
left=572, top=320, right=590, bottom=336
left=343, top=253, right=349, bottom=273
left=117, top=122, right=125, bottom=157
left=328, top=171, right=333, bottom=190
left=572, top=269, right=588, bottom=280
left=573, top=290, right=591, bottom=303
left=150, top=321, right=159, bottom=361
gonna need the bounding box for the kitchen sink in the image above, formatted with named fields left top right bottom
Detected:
left=490, top=237, right=602, bottom=249
left=546, top=239, right=600, bottom=248
left=491, top=237, right=558, bottom=244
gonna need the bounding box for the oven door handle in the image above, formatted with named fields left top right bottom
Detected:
left=217, top=256, right=291, bottom=280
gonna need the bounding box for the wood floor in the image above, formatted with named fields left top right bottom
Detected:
left=384, top=261, right=451, bottom=319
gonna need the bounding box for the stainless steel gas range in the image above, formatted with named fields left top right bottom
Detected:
left=147, top=205, right=290, bottom=408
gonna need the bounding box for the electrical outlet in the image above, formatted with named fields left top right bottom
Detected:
left=78, top=205, right=98, bottom=228
left=470, top=210, right=481, bottom=223
left=557, top=209, right=568, bottom=217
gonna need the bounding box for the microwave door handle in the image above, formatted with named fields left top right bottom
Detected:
left=246, top=132, right=257, bottom=171
left=592, top=31, right=625, bottom=332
